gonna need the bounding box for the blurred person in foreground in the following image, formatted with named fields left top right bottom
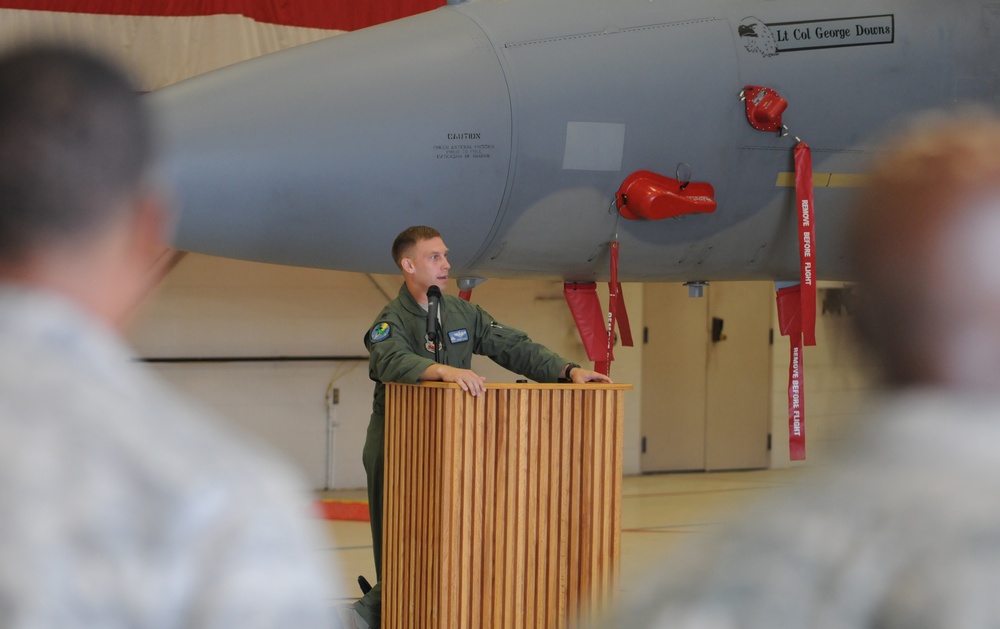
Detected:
left=0, top=45, right=332, bottom=627
left=590, top=111, right=1000, bottom=629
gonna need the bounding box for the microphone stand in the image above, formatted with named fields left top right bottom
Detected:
left=432, top=316, right=442, bottom=364
left=427, top=286, right=442, bottom=364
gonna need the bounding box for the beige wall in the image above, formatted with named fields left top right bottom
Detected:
left=769, top=286, right=879, bottom=467
left=130, top=256, right=876, bottom=488
left=0, top=9, right=339, bottom=91
left=128, top=254, right=643, bottom=489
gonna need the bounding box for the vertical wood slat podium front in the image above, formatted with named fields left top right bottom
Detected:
left=383, top=382, right=629, bottom=629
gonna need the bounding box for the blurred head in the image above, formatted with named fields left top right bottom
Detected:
left=0, top=45, right=153, bottom=261
left=850, top=110, right=1000, bottom=389
left=0, top=44, right=167, bottom=328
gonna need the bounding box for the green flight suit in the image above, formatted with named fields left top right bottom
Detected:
left=359, top=284, right=569, bottom=618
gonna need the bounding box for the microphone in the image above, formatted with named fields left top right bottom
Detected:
left=426, top=285, right=442, bottom=342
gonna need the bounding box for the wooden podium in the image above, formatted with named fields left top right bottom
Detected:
left=383, top=382, right=629, bottom=629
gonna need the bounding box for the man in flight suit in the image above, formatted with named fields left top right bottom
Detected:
left=351, top=225, right=611, bottom=629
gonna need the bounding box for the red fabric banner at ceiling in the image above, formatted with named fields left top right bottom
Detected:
left=0, top=0, right=446, bottom=30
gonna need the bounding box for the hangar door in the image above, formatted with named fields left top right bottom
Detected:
left=640, top=281, right=771, bottom=472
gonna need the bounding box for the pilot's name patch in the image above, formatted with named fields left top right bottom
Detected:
left=448, top=328, right=470, bottom=344
left=739, top=14, right=894, bottom=57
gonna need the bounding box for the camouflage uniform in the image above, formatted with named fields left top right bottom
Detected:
left=594, top=391, right=1000, bottom=629
left=0, top=288, right=332, bottom=628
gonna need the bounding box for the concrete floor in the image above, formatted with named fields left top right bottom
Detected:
left=315, top=468, right=805, bottom=612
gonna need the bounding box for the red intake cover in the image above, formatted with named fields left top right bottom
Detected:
left=615, top=170, right=716, bottom=220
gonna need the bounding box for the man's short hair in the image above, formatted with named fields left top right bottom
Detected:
left=0, top=45, right=151, bottom=261
left=391, top=226, right=441, bottom=269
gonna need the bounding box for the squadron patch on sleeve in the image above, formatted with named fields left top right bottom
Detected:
left=370, top=322, right=391, bottom=343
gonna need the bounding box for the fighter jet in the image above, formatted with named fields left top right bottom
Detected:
left=148, top=0, right=998, bottom=285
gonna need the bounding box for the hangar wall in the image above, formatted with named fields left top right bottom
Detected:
left=129, top=255, right=874, bottom=490
left=0, top=8, right=341, bottom=91
left=128, top=254, right=643, bottom=489
left=640, top=281, right=875, bottom=474
left=769, top=287, right=876, bottom=467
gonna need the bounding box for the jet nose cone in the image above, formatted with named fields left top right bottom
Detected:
left=149, top=7, right=512, bottom=272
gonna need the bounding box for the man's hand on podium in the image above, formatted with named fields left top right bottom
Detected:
left=421, top=363, right=488, bottom=396
left=563, top=363, right=614, bottom=384
left=573, top=368, right=613, bottom=383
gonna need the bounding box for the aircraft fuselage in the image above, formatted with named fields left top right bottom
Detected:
left=150, top=0, right=998, bottom=282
